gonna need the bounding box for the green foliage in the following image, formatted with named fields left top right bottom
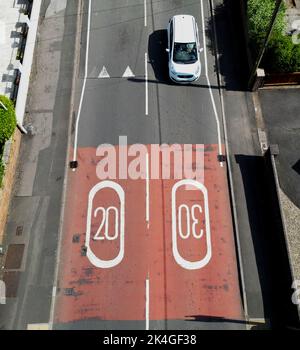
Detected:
left=0, top=95, right=17, bottom=144
left=248, top=0, right=286, bottom=47
left=264, top=35, right=300, bottom=72
left=248, top=0, right=300, bottom=72
left=0, top=159, right=5, bottom=188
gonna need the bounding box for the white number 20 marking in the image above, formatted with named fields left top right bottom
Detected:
left=93, top=206, right=119, bottom=241
left=86, top=181, right=125, bottom=269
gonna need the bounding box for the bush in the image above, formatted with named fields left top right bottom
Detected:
left=248, top=0, right=286, bottom=48
left=0, top=95, right=17, bottom=144
left=248, top=0, right=300, bottom=72
left=264, top=35, right=300, bottom=72
left=0, top=159, right=4, bottom=188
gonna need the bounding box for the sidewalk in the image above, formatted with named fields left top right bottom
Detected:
left=0, top=0, right=42, bottom=129
left=0, top=0, right=77, bottom=329
left=0, top=0, right=27, bottom=98
left=259, top=88, right=300, bottom=284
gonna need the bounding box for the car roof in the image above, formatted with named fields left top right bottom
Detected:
left=173, top=15, right=196, bottom=43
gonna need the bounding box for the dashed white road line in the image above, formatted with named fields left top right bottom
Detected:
left=145, top=52, right=149, bottom=116
left=72, top=0, right=92, bottom=166
left=200, top=0, right=223, bottom=167
left=144, top=0, right=147, bottom=27
left=146, top=278, right=150, bottom=330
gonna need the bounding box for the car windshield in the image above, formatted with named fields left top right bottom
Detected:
left=173, top=42, right=198, bottom=64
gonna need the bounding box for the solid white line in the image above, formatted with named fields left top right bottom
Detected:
left=72, top=0, right=92, bottom=163
left=144, top=0, right=147, bottom=27
left=146, top=153, right=150, bottom=229
left=146, top=279, right=150, bottom=330
left=145, top=52, right=149, bottom=116
left=200, top=0, right=223, bottom=167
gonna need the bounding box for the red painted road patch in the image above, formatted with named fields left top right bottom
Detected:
left=54, top=144, right=243, bottom=325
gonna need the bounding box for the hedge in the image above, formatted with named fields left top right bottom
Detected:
left=0, top=95, right=17, bottom=144
left=248, top=0, right=300, bottom=73
left=0, top=159, right=4, bottom=188
left=0, top=95, right=16, bottom=187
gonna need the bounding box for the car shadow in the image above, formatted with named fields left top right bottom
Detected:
left=148, top=29, right=170, bottom=84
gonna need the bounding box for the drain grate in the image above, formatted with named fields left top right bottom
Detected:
left=3, top=271, right=21, bottom=298
left=16, top=226, right=23, bottom=236
left=4, top=244, right=25, bottom=269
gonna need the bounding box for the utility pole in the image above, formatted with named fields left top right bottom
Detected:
left=248, top=0, right=283, bottom=90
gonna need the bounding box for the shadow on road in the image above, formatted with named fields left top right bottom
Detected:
left=206, top=0, right=250, bottom=91
left=186, top=314, right=268, bottom=329
left=235, top=154, right=300, bottom=329
left=148, top=29, right=169, bottom=83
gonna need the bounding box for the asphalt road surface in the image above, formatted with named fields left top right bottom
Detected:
left=51, top=0, right=245, bottom=330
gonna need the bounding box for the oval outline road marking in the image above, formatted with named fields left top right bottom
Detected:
left=172, top=179, right=212, bottom=270
left=86, top=181, right=125, bottom=269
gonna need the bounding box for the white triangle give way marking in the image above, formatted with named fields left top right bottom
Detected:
left=122, top=66, right=135, bottom=78
left=98, top=66, right=110, bottom=78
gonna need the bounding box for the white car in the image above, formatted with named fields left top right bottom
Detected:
left=166, top=15, right=203, bottom=83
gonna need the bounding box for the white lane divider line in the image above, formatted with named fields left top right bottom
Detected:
left=122, top=66, right=135, bottom=78
left=145, top=52, right=149, bottom=116
left=144, top=0, right=147, bottom=27
left=99, top=66, right=110, bottom=78
left=146, top=278, right=150, bottom=330
left=146, top=153, right=150, bottom=229
left=73, top=0, right=92, bottom=166
left=200, top=0, right=223, bottom=168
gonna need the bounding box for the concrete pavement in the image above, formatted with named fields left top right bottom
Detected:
left=0, top=0, right=78, bottom=330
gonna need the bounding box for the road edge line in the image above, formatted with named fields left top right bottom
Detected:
left=209, top=0, right=250, bottom=325
left=48, top=0, right=84, bottom=330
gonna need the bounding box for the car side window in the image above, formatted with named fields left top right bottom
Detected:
left=170, top=21, right=173, bottom=51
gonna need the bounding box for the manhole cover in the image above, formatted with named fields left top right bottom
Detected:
left=4, top=244, right=25, bottom=269
left=2, top=271, right=21, bottom=298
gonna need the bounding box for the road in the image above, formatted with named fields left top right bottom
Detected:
left=51, top=0, right=244, bottom=330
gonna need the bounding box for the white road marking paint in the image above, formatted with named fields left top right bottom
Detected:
left=145, top=52, right=149, bottom=116
left=72, top=0, right=92, bottom=164
left=144, top=0, right=147, bottom=27
left=146, top=153, right=150, bottom=229
left=122, top=66, right=135, bottom=78
left=200, top=0, right=223, bottom=167
left=27, top=324, right=49, bottom=330
left=99, top=66, right=110, bottom=78
left=146, top=278, right=150, bottom=330
left=172, top=179, right=212, bottom=270
left=86, top=181, right=125, bottom=269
